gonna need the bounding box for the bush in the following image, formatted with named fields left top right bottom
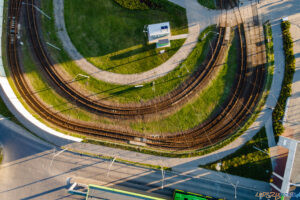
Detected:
left=199, top=127, right=272, bottom=182
left=113, top=0, right=166, bottom=10
left=114, top=0, right=149, bottom=10
left=272, top=21, right=296, bottom=141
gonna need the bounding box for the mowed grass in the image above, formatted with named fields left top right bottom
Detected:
left=264, top=22, right=274, bottom=94
left=130, top=30, right=239, bottom=133
left=19, top=31, right=114, bottom=126
left=64, top=0, right=188, bottom=74
left=200, top=127, right=272, bottom=182
left=40, top=0, right=215, bottom=104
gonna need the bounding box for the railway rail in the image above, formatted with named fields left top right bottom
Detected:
left=6, top=0, right=266, bottom=151
left=24, top=0, right=229, bottom=119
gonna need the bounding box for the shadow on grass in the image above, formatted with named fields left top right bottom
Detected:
left=109, top=44, right=156, bottom=60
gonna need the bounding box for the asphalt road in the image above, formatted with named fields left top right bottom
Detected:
left=0, top=119, right=267, bottom=200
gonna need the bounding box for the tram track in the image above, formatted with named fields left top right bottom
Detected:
left=6, top=0, right=266, bottom=151
left=24, top=0, right=229, bottom=119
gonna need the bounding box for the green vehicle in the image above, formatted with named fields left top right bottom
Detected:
left=173, top=189, right=223, bottom=200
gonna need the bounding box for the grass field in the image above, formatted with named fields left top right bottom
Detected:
left=198, top=0, right=216, bottom=9
left=0, top=95, right=19, bottom=124
left=41, top=0, right=237, bottom=134
left=18, top=26, right=117, bottom=128
left=1, top=0, right=272, bottom=158
left=64, top=0, right=188, bottom=74
left=264, top=22, right=274, bottom=92
left=199, top=127, right=272, bottom=182
left=41, top=0, right=215, bottom=104
left=130, top=30, right=238, bottom=133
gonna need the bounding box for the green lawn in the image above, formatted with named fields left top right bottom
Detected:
left=264, top=22, right=274, bottom=92
left=199, top=127, right=272, bottom=182
left=19, top=27, right=116, bottom=127
left=198, top=0, right=216, bottom=9
left=64, top=0, right=188, bottom=74
left=130, top=30, right=238, bottom=133
left=0, top=95, right=18, bottom=123
left=40, top=0, right=215, bottom=104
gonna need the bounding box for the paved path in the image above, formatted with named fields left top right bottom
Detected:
left=285, top=12, right=300, bottom=190
left=53, top=0, right=220, bottom=85
left=258, top=0, right=300, bottom=166
left=281, top=12, right=300, bottom=141
left=258, top=0, right=300, bottom=193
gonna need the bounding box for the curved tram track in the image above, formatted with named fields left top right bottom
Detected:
left=7, top=0, right=266, bottom=150
left=25, top=0, right=228, bottom=119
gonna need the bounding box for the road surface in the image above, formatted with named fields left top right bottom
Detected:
left=0, top=118, right=266, bottom=200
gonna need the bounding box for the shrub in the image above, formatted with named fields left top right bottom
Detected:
left=272, top=21, right=296, bottom=142
left=199, top=127, right=272, bottom=182
left=113, top=0, right=164, bottom=10
left=114, top=0, right=149, bottom=10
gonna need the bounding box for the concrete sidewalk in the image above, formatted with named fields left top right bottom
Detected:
left=258, top=0, right=300, bottom=165
left=258, top=0, right=300, bottom=193
left=53, top=0, right=220, bottom=85
left=260, top=18, right=285, bottom=150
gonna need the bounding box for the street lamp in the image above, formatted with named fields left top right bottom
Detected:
left=49, top=148, right=68, bottom=169
left=215, top=162, right=239, bottom=199
left=107, top=155, right=117, bottom=177
left=233, top=181, right=239, bottom=199
left=216, top=162, right=222, bottom=171
left=161, top=165, right=165, bottom=189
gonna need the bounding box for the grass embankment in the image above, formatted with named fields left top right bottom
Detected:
left=20, top=40, right=104, bottom=124
left=83, top=26, right=273, bottom=157
left=40, top=1, right=223, bottom=134
left=41, top=0, right=215, bottom=104
left=0, top=0, right=32, bottom=127
left=198, top=23, right=275, bottom=180
left=263, top=22, right=274, bottom=92
left=0, top=95, right=19, bottom=125
left=0, top=0, right=16, bottom=124
left=272, top=21, right=296, bottom=142
left=197, top=0, right=216, bottom=9
left=17, top=31, right=118, bottom=137
left=199, top=127, right=272, bottom=182
left=64, top=0, right=187, bottom=74
left=131, top=30, right=238, bottom=133
left=41, top=2, right=230, bottom=134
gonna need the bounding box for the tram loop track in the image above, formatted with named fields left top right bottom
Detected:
left=7, top=0, right=266, bottom=150
left=25, top=0, right=229, bottom=119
